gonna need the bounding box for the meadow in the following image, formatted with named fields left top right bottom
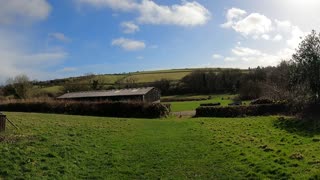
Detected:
left=1, top=112, right=320, bottom=179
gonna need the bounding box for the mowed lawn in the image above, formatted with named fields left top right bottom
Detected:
left=1, top=113, right=320, bottom=179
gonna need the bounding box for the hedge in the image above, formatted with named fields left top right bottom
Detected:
left=0, top=100, right=171, bottom=118
left=200, top=103, right=221, bottom=107
left=250, top=98, right=274, bottom=105
left=196, top=104, right=289, bottom=117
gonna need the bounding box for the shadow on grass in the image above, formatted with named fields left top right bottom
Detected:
left=274, top=116, right=320, bottom=137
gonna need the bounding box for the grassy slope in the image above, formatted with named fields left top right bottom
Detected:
left=121, top=71, right=190, bottom=83
left=1, top=112, right=320, bottom=179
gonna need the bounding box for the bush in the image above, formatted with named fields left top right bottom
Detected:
left=0, top=100, right=170, bottom=118
left=299, top=104, right=320, bottom=119
left=196, top=104, right=289, bottom=117
left=250, top=98, right=274, bottom=105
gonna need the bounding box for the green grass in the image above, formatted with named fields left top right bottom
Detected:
left=122, top=71, right=190, bottom=83
left=167, top=94, right=241, bottom=112
left=81, top=74, right=126, bottom=84
left=1, top=112, right=320, bottom=179
left=40, top=86, right=64, bottom=94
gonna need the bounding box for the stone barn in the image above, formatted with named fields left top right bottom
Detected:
left=57, top=87, right=161, bottom=103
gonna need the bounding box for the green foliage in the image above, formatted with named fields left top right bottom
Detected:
left=5, top=75, right=32, bottom=99
left=291, top=30, right=320, bottom=103
left=1, top=113, right=320, bottom=178
left=181, top=69, right=242, bottom=94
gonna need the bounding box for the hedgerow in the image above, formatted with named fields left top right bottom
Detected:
left=195, top=104, right=289, bottom=117
left=0, top=100, right=170, bottom=118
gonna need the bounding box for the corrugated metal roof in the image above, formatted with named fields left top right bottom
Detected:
left=57, top=87, right=155, bottom=99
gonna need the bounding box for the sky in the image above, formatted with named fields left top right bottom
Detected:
left=0, top=0, right=320, bottom=83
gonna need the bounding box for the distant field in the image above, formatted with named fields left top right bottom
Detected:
left=40, top=86, right=64, bottom=94
left=121, top=71, right=191, bottom=83
left=80, top=74, right=126, bottom=84
left=1, top=112, right=320, bottom=179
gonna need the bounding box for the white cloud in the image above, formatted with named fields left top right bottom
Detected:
left=261, top=34, right=270, bottom=40
left=232, top=13, right=273, bottom=36
left=273, top=34, right=283, bottom=41
left=76, top=0, right=137, bottom=11
left=121, top=21, right=140, bottom=34
left=212, top=54, right=223, bottom=59
left=286, top=26, right=305, bottom=49
left=49, top=33, right=71, bottom=42
left=232, top=47, right=262, bottom=57
left=0, top=31, right=67, bottom=83
left=224, top=57, right=237, bottom=62
left=222, top=8, right=273, bottom=37
left=77, top=0, right=211, bottom=26
left=221, top=46, right=295, bottom=68
left=275, top=19, right=292, bottom=33
left=0, top=0, right=51, bottom=24
left=112, top=38, right=146, bottom=51
left=222, top=8, right=307, bottom=46
left=221, top=8, right=247, bottom=28
left=137, top=0, right=210, bottom=26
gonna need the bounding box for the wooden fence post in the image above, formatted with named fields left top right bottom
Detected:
left=0, top=114, right=6, bottom=132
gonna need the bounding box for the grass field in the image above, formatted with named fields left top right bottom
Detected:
left=165, top=94, right=251, bottom=112
left=1, top=112, right=320, bottom=179
left=121, top=71, right=190, bottom=83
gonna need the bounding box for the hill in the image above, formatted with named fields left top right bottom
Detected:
left=32, top=68, right=245, bottom=96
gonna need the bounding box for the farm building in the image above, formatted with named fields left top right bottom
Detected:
left=57, top=87, right=161, bottom=103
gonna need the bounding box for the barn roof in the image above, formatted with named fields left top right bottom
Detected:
left=57, top=87, right=155, bottom=99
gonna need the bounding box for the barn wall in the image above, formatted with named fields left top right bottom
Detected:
left=144, top=88, right=161, bottom=103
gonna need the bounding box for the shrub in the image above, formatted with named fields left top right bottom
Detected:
left=195, top=104, right=289, bottom=117
left=250, top=98, right=274, bottom=105
left=299, top=104, right=320, bottom=119
left=0, top=100, right=170, bottom=118
left=200, top=103, right=221, bottom=107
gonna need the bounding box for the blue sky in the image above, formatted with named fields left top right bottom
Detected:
left=0, top=0, right=319, bottom=82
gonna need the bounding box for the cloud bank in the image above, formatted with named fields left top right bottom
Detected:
left=77, top=0, right=211, bottom=26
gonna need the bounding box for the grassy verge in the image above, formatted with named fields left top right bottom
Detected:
left=1, top=113, right=320, bottom=179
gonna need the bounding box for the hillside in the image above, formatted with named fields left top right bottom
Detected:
left=33, top=68, right=245, bottom=96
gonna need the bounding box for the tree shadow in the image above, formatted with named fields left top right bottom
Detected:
left=274, top=116, right=320, bottom=137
